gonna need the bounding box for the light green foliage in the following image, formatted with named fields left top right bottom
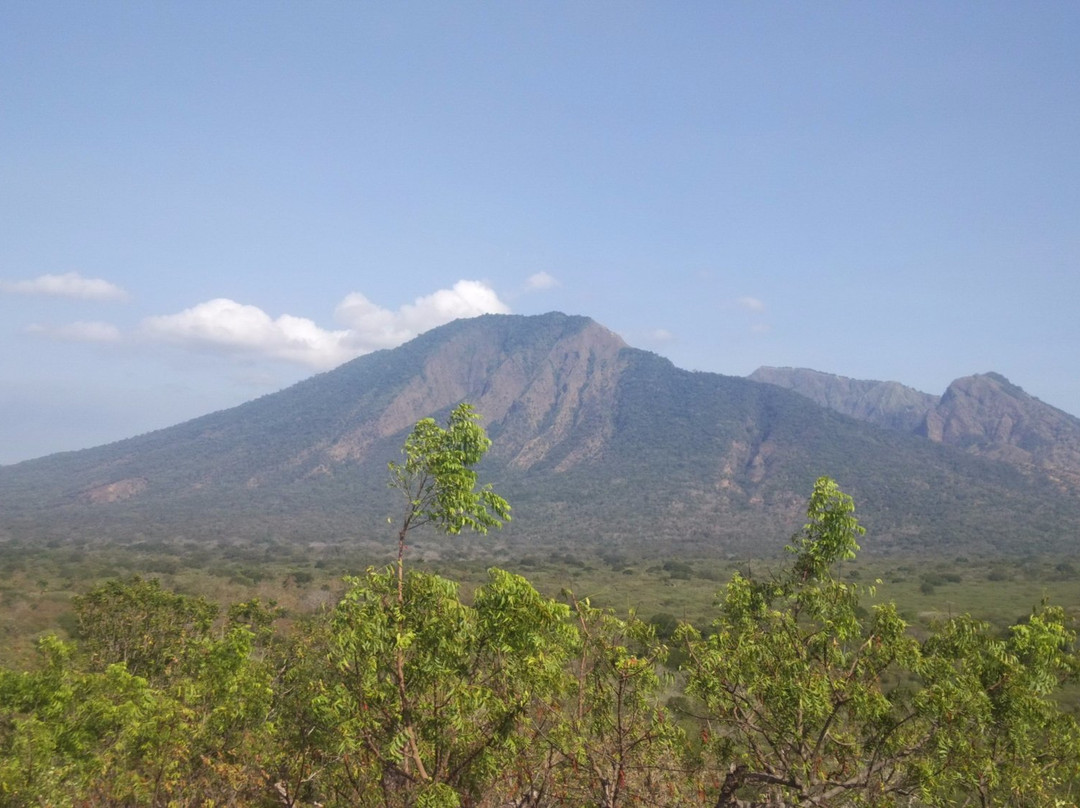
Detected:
left=315, top=567, right=574, bottom=806
left=0, top=627, right=275, bottom=806
left=913, top=606, right=1080, bottom=805
left=388, top=402, right=510, bottom=545
left=681, top=476, right=1080, bottom=807
left=787, top=476, right=865, bottom=583
left=0, top=635, right=171, bottom=806
left=681, top=477, right=913, bottom=806
left=315, top=402, right=527, bottom=807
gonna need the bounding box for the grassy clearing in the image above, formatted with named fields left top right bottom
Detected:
left=4, top=534, right=1079, bottom=671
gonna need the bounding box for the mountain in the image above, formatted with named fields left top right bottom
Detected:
left=749, top=367, right=1080, bottom=489
left=919, top=373, right=1080, bottom=488
left=748, top=367, right=938, bottom=432
left=2, top=313, right=1079, bottom=556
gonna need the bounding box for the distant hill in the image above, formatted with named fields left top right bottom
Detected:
left=750, top=367, right=1080, bottom=490
left=2, top=313, right=1079, bottom=556
left=748, top=367, right=938, bottom=432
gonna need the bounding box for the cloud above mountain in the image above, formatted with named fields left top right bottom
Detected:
left=141, top=299, right=355, bottom=369
left=525, top=272, right=559, bottom=291
left=19, top=278, right=513, bottom=371
left=0, top=272, right=129, bottom=301
left=335, top=280, right=510, bottom=352
left=140, top=280, right=511, bottom=370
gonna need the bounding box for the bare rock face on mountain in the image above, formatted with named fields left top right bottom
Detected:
left=748, top=367, right=937, bottom=433
left=919, top=373, right=1080, bottom=487
left=321, top=315, right=627, bottom=472
left=3, top=313, right=1080, bottom=555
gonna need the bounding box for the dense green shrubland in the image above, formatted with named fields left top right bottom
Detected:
left=2, top=407, right=1079, bottom=806
left=1, top=478, right=1078, bottom=806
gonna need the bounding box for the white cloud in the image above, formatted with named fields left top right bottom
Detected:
left=525, top=272, right=559, bottom=291
left=336, top=279, right=510, bottom=352
left=26, top=321, right=122, bottom=342
left=648, top=328, right=675, bottom=342
left=0, top=272, right=129, bottom=301
left=141, top=299, right=355, bottom=370
left=333, top=293, right=413, bottom=350
left=142, top=280, right=511, bottom=371
left=736, top=296, right=765, bottom=313
left=400, top=279, right=510, bottom=332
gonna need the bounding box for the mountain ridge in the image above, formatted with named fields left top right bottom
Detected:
left=2, top=313, right=1078, bottom=556
left=750, top=366, right=1080, bottom=489
left=748, top=367, right=939, bottom=432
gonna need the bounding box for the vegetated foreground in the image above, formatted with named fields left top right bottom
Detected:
left=1, top=406, right=1078, bottom=807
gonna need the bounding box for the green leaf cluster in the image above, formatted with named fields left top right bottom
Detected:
left=0, top=603, right=277, bottom=806
left=679, top=476, right=1080, bottom=807
left=388, top=403, right=510, bottom=540
left=316, top=567, right=574, bottom=805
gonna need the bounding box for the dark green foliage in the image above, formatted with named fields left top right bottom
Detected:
left=72, top=576, right=217, bottom=680
left=648, top=612, right=679, bottom=641
left=662, top=560, right=693, bottom=580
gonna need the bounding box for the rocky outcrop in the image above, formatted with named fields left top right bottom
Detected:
left=80, top=477, right=148, bottom=504
left=919, top=373, right=1080, bottom=486
left=749, top=367, right=937, bottom=433
left=751, top=367, right=1080, bottom=490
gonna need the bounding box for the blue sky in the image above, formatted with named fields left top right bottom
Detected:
left=2, top=2, right=1078, bottom=465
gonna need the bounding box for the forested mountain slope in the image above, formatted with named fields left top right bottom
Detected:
left=751, top=366, right=1080, bottom=490
left=2, top=313, right=1078, bottom=555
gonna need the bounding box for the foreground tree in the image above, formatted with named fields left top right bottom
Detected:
left=332, top=402, right=522, bottom=807
left=913, top=606, right=1080, bottom=805
left=0, top=612, right=275, bottom=806
left=5, top=460, right=1080, bottom=807
left=680, top=477, right=1080, bottom=807
left=316, top=567, right=574, bottom=807
left=72, top=576, right=218, bottom=682
left=387, top=403, right=510, bottom=602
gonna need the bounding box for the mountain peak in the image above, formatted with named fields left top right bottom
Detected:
left=325, top=312, right=629, bottom=470
left=942, top=371, right=1026, bottom=400
left=916, top=372, right=1080, bottom=484
left=2, top=314, right=1079, bottom=554
left=751, top=366, right=1080, bottom=489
